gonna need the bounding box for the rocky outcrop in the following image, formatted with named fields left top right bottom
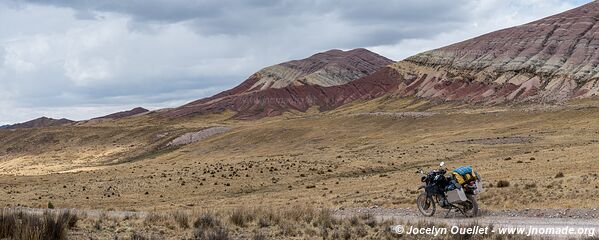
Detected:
left=249, top=48, right=393, bottom=90
left=93, top=107, right=149, bottom=120
left=167, top=48, right=393, bottom=118
left=5, top=117, right=74, bottom=129
left=392, top=1, right=599, bottom=103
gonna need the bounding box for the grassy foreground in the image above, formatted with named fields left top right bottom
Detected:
left=0, top=207, right=544, bottom=240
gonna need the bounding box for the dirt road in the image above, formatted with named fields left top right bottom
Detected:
left=336, top=208, right=599, bottom=239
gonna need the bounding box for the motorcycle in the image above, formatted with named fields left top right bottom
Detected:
left=416, top=162, right=480, bottom=218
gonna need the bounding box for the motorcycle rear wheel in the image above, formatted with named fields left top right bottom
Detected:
left=462, top=194, right=479, bottom=217
left=417, top=193, right=436, bottom=217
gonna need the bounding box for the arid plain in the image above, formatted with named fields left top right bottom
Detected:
left=2, top=97, right=599, bottom=213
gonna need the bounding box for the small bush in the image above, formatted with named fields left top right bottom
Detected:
left=172, top=211, right=189, bottom=229
left=93, top=219, right=102, bottom=230
left=193, top=226, right=229, bottom=240
left=278, top=220, right=296, bottom=237
left=67, top=213, right=78, bottom=229
left=229, top=208, right=255, bottom=227
left=252, top=231, right=267, bottom=240
left=46, top=210, right=73, bottom=239
left=47, top=202, right=55, bottom=209
left=555, top=172, right=565, bottom=178
left=284, top=206, right=314, bottom=224
left=0, top=209, right=73, bottom=240
left=0, top=209, right=17, bottom=237
left=257, top=209, right=280, bottom=228
left=349, top=215, right=360, bottom=226
left=496, top=180, right=510, bottom=188
left=314, top=209, right=336, bottom=229
left=130, top=232, right=148, bottom=240
left=364, top=217, right=377, bottom=228
left=192, top=212, right=229, bottom=240
left=194, top=213, right=220, bottom=229
left=355, top=225, right=368, bottom=237
left=258, top=216, right=272, bottom=228
left=144, top=212, right=166, bottom=226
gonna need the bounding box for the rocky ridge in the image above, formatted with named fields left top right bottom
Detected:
left=392, top=1, right=599, bottom=103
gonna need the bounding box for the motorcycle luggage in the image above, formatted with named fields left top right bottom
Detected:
left=454, top=166, right=472, bottom=176
left=446, top=188, right=467, bottom=203
left=452, top=166, right=478, bottom=185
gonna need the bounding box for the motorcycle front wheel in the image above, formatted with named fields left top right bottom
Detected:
left=417, top=193, right=436, bottom=217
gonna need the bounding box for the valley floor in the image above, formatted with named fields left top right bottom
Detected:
left=1, top=97, right=599, bottom=215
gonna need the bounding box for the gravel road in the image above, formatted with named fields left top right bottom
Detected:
left=335, top=207, right=599, bottom=239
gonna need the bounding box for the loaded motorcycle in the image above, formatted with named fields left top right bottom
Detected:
left=416, top=162, right=481, bottom=217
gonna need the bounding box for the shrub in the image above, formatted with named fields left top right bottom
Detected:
left=496, top=180, right=510, bottom=188
left=47, top=202, right=55, bottom=209
left=229, top=208, right=255, bottom=227
left=313, top=209, right=336, bottom=229
left=278, top=220, right=296, bottom=237
left=194, top=213, right=220, bottom=229
left=0, top=209, right=73, bottom=240
left=144, top=212, right=166, bottom=226
left=256, top=209, right=279, bottom=228
left=192, top=212, right=229, bottom=240
left=193, top=226, right=229, bottom=240
left=67, top=212, right=78, bottom=229
left=252, top=231, right=267, bottom=240
left=355, top=225, right=368, bottom=237
left=45, top=210, right=73, bottom=239
left=555, top=172, right=565, bottom=178
left=349, top=215, right=360, bottom=226
left=130, top=232, right=148, bottom=240
left=0, top=209, right=17, bottom=237
left=172, top=211, right=190, bottom=229
left=284, top=206, right=314, bottom=224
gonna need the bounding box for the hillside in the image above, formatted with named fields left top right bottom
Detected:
left=93, top=107, right=149, bottom=120
left=3, top=117, right=74, bottom=129
left=167, top=48, right=393, bottom=119
left=390, top=1, right=599, bottom=103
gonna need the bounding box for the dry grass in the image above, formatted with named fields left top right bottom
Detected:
left=0, top=209, right=77, bottom=240
left=172, top=210, right=190, bottom=229
left=3, top=97, right=599, bottom=212
left=0, top=206, right=544, bottom=239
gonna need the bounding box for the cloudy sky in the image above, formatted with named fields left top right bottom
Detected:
left=0, top=0, right=592, bottom=125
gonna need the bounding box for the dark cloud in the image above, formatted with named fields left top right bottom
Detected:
left=23, top=0, right=471, bottom=45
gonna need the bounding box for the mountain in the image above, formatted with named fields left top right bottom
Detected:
left=93, top=107, right=149, bottom=120
left=170, top=2, right=599, bottom=119
left=0, top=125, right=9, bottom=129
left=389, top=1, right=599, bottom=103
left=167, top=48, right=393, bottom=118
left=244, top=48, right=392, bottom=90
left=5, top=117, right=74, bottom=129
